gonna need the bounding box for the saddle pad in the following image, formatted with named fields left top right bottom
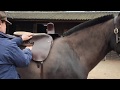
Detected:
left=31, top=34, right=53, bottom=62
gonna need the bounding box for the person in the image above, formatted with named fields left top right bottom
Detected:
left=0, top=11, right=33, bottom=79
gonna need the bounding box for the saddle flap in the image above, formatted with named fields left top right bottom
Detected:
left=31, top=34, right=53, bottom=62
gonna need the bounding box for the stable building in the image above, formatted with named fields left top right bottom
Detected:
left=6, top=11, right=119, bottom=35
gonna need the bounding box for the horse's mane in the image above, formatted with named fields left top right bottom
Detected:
left=63, top=14, right=114, bottom=36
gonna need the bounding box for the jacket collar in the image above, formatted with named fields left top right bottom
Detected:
left=0, top=32, right=12, bottom=39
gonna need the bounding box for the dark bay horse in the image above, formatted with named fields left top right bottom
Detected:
left=17, top=14, right=120, bottom=79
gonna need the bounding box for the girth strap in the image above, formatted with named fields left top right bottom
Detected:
left=36, top=61, right=44, bottom=79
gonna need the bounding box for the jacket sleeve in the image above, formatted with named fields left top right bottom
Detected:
left=7, top=41, right=32, bottom=67
left=11, top=37, right=23, bottom=46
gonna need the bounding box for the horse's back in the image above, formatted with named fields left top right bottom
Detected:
left=18, top=36, right=87, bottom=79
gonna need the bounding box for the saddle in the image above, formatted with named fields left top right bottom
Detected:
left=14, top=32, right=53, bottom=62
left=32, top=34, right=53, bottom=62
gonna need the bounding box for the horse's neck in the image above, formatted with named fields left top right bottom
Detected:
left=67, top=20, right=114, bottom=72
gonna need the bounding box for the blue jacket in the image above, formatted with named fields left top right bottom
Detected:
left=0, top=32, right=32, bottom=79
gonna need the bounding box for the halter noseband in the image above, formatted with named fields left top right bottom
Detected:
left=114, top=15, right=120, bottom=43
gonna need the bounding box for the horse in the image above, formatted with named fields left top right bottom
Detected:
left=17, top=13, right=120, bottom=79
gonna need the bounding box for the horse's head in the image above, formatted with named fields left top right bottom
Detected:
left=110, top=13, right=120, bottom=54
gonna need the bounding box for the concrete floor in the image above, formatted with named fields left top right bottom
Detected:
left=87, top=59, right=120, bottom=79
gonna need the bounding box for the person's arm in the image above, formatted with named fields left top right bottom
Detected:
left=11, top=33, right=33, bottom=46
left=11, top=37, right=23, bottom=46
left=7, top=42, right=32, bottom=67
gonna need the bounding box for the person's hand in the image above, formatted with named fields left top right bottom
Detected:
left=26, top=46, right=33, bottom=50
left=21, top=33, right=33, bottom=41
